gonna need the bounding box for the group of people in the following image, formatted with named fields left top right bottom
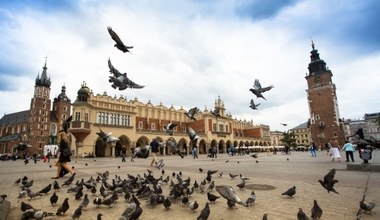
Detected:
left=310, top=139, right=356, bottom=163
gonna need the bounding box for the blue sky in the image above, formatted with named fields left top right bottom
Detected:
left=0, top=0, right=379, bottom=131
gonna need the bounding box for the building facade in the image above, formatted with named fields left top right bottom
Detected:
left=289, top=121, right=312, bottom=147
left=70, top=83, right=272, bottom=157
left=305, top=42, right=345, bottom=147
left=0, top=60, right=71, bottom=156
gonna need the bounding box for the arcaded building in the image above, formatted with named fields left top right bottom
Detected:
left=70, top=82, right=271, bottom=157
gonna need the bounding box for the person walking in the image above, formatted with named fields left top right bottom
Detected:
left=150, top=138, right=160, bottom=167
left=330, top=139, right=341, bottom=162
left=310, top=142, right=317, bottom=157
left=341, top=140, right=355, bottom=162
left=192, top=147, right=198, bottom=159
left=121, top=147, right=126, bottom=162
left=52, top=129, right=74, bottom=179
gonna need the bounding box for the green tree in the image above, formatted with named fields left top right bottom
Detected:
left=281, top=131, right=297, bottom=148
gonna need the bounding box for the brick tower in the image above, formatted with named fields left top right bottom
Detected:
left=305, top=42, right=345, bottom=148
left=29, top=58, right=52, bottom=152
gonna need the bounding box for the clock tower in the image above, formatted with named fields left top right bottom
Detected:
left=305, top=41, right=345, bottom=147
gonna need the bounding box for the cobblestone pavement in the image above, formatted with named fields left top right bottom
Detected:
left=1, top=150, right=379, bottom=220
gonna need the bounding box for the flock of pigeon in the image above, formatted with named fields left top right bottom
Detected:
left=6, top=163, right=376, bottom=219
left=106, top=26, right=273, bottom=113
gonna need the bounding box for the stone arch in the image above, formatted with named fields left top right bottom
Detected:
left=115, top=135, right=132, bottom=156
left=178, top=138, right=188, bottom=155
left=199, top=139, right=207, bottom=154
left=136, top=136, right=149, bottom=148
left=233, top=141, right=239, bottom=147
left=218, top=139, right=225, bottom=153
left=239, top=141, right=244, bottom=146
left=95, top=138, right=106, bottom=157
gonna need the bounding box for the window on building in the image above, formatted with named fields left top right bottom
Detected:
left=138, top=121, right=143, bottom=129
left=213, top=123, right=216, bottom=132
left=151, top=123, right=155, bottom=130
left=219, top=124, right=224, bottom=132
left=75, top=112, right=80, bottom=121
left=333, top=132, right=337, bottom=137
left=85, top=113, right=89, bottom=122
left=316, top=115, right=320, bottom=120
left=63, top=106, right=67, bottom=111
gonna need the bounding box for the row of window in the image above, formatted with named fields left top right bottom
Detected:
left=96, top=112, right=131, bottom=126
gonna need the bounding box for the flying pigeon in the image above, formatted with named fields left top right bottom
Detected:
left=107, top=26, right=133, bottom=53
left=318, top=168, right=339, bottom=194
left=249, top=79, right=274, bottom=100
left=280, top=123, right=288, bottom=126
left=185, top=107, right=199, bottom=121
left=187, top=126, right=199, bottom=141
left=210, top=108, right=220, bottom=117
left=249, top=99, right=260, bottom=110
left=96, top=128, right=119, bottom=143
left=164, top=123, right=177, bottom=136
left=108, top=58, right=144, bottom=90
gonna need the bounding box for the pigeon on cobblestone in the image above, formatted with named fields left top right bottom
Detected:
left=311, top=199, right=322, bottom=220
left=21, top=201, right=34, bottom=212
left=297, top=208, right=309, bottom=220
left=262, top=212, right=268, bottom=220
left=56, top=197, right=70, bottom=216
left=50, top=192, right=58, bottom=205
left=33, top=210, right=55, bottom=220
left=197, top=202, right=210, bottom=220
left=281, top=186, right=296, bottom=197
left=38, top=183, right=52, bottom=195
left=71, top=205, right=83, bottom=220
left=207, top=192, right=220, bottom=203
left=245, top=191, right=256, bottom=206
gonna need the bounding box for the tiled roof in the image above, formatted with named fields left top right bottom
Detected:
left=0, top=110, right=29, bottom=126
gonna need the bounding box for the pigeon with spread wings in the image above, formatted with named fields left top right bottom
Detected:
left=107, top=26, right=133, bottom=53
left=108, top=58, right=144, bottom=90
left=249, top=99, right=260, bottom=110
left=249, top=79, right=274, bottom=100
left=184, top=107, right=199, bottom=121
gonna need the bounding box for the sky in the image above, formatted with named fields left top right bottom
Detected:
left=0, top=0, right=379, bottom=132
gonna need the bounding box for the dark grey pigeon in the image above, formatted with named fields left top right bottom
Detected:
left=56, top=198, right=69, bottom=216
left=297, top=208, right=309, bottom=220
left=281, top=186, right=296, bottom=197
left=108, top=58, right=144, bottom=91
left=197, top=202, right=210, bottom=220
left=107, top=26, right=133, bottom=53
left=249, top=79, right=274, bottom=100
left=50, top=192, right=58, bottom=205
left=71, top=205, right=82, bottom=220
left=164, top=123, right=177, bottom=136
left=184, top=107, right=199, bottom=120
left=311, top=199, right=323, bottom=220
left=249, top=99, right=260, bottom=110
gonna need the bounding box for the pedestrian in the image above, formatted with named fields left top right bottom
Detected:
left=150, top=138, right=160, bottom=167
left=192, top=147, right=198, bottom=159
left=330, top=139, right=341, bottom=162
left=310, top=142, right=317, bottom=157
left=130, top=146, right=135, bottom=162
left=121, top=147, right=126, bottom=162
left=341, top=140, right=355, bottom=162
left=52, top=129, right=75, bottom=179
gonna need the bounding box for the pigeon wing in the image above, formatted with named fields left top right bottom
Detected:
left=253, top=79, right=262, bottom=90
left=108, top=58, right=122, bottom=77
left=107, top=26, right=126, bottom=47
left=122, top=77, right=144, bottom=89
left=259, top=85, right=274, bottom=93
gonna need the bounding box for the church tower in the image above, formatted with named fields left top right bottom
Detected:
left=29, top=58, right=52, bottom=150
left=305, top=42, right=344, bottom=147
left=51, top=84, right=71, bottom=144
